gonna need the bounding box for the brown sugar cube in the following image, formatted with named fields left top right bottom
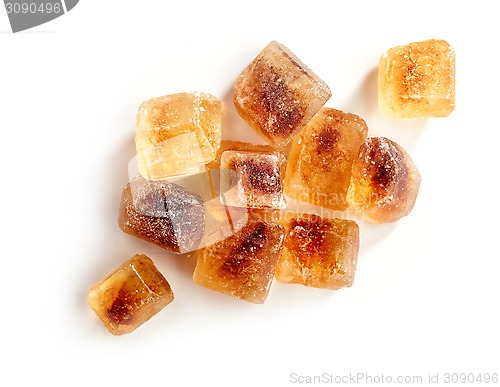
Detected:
left=119, top=176, right=205, bottom=253
left=346, top=137, right=421, bottom=223
left=275, top=214, right=359, bottom=290
left=378, top=39, right=455, bottom=118
left=233, top=41, right=331, bottom=149
left=284, top=108, right=368, bottom=210
left=87, top=254, right=174, bottom=335
left=202, top=141, right=282, bottom=244
left=193, top=220, right=285, bottom=304
left=205, top=140, right=275, bottom=198
left=220, top=150, right=286, bottom=209
left=136, top=92, right=225, bottom=179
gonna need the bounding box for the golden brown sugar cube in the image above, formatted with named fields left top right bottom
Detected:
left=275, top=214, right=359, bottom=290
left=119, top=176, right=205, bottom=253
left=203, top=141, right=282, bottom=228
left=284, top=108, right=368, bottom=211
left=193, top=220, right=285, bottom=304
left=220, top=150, right=286, bottom=209
left=88, top=254, right=174, bottom=335
left=205, top=140, right=275, bottom=198
left=378, top=39, right=455, bottom=118
left=136, top=92, right=225, bottom=179
left=233, top=41, right=331, bottom=149
left=346, top=137, right=421, bottom=223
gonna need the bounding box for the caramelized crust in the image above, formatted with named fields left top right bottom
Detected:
left=193, top=220, right=285, bottom=304
left=275, top=214, right=359, bottom=290
left=220, top=150, right=286, bottom=209
left=234, top=41, right=331, bottom=149
left=346, top=137, right=421, bottom=223
left=88, top=254, right=174, bottom=335
left=119, top=176, right=205, bottom=253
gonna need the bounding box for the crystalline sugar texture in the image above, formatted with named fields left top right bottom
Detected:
left=87, top=254, right=174, bottom=335
left=119, top=176, right=205, bottom=253
left=285, top=108, right=368, bottom=210
left=233, top=41, right=331, bottom=149
left=204, top=140, right=275, bottom=199
left=378, top=39, right=455, bottom=118
left=346, top=137, right=421, bottom=223
left=275, top=214, right=359, bottom=290
left=136, top=92, right=224, bottom=179
left=220, top=150, right=286, bottom=209
left=193, top=220, right=285, bottom=304
left=204, top=141, right=282, bottom=222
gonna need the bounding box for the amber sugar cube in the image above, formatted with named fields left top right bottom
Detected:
left=136, top=92, right=225, bottom=179
left=193, top=220, right=285, bottom=304
left=119, top=176, right=205, bottom=253
left=233, top=41, right=331, bottom=149
left=285, top=108, right=368, bottom=211
left=204, top=141, right=282, bottom=224
left=88, top=254, right=174, bottom=335
left=275, top=214, right=359, bottom=290
left=204, top=141, right=274, bottom=198
left=346, top=137, right=421, bottom=223
left=378, top=39, right=455, bottom=118
left=220, top=150, right=286, bottom=209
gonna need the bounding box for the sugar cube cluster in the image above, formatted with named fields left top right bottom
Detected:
left=88, top=39, right=454, bottom=334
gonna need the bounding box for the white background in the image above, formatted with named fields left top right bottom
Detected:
left=1, top=1, right=499, bottom=386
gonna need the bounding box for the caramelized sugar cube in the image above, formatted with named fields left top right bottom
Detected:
left=193, top=220, right=285, bottom=304
left=379, top=39, right=455, bottom=118
left=220, top=150, right=286, bottom=209
left=119, top=176, right=205, bottom=253
left=285, top=108, right=368, bottom=210
left=205, top=140, right=275, bottom=199
left=233, top=41, right=331, bottom=149
left=276, top=214, right=359, bottom=290
left=88, top=254, right=174, bottom=335
left=136, top=92, right=225, bottom=179
left=346, top=137, right=421, bottom=223
left=203, top=141, right=283, bottom=237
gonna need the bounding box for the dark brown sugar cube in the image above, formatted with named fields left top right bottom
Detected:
left=193, top=220, right=285, bottom=304
left=378, top=39, right=455, bottom=118
left=284, top=108, right=368, bottom=210
left=233, top=41, right=331, bottom=149
left=119, top=176, right=205, bottom=253
left=275, top=214, right=359, bottom=290
left=220, top=150, right=286, bottom=209
left=346, top=137, right=421, bottom=223
left=87, top=254, right=174, bottom=335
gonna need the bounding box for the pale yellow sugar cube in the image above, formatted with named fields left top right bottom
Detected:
left=136, top=92, right=225, bottom=179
